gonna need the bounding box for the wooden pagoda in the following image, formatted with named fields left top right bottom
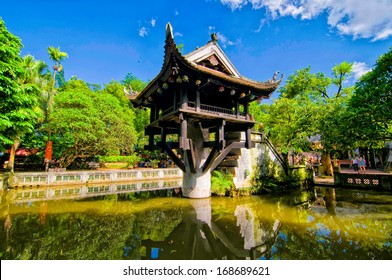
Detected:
left=129, top=23, right=282, bottom=198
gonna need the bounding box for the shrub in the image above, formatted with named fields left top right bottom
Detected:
left=98, top=154, right=140, bottom=168
left=211, top=170, right=234, bottom=196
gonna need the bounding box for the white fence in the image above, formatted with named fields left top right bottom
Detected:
left=7, top=168, right=183, bottom=188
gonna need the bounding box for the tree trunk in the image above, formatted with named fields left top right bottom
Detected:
left=321, top=152, right=333, bottom=176
left=7, top=139, right=20, bottom=173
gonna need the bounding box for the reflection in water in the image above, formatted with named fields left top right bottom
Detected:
left=0, top=186, right=391, bottom=260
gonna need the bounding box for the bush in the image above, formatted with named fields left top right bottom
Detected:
left=211, top=170, right=234, bottom=196
left=98, top=154, right=140, bottom=168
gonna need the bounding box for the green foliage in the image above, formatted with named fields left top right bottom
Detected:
left=0, top=18, right=41, bottom=149
left=48, top=79, right=137, bottom=167
left=121, top=72, right=148, bottom=92
left=101, top=80, right=130, bottom=107
left=120, top=73, right=150, bottom=149
left=98, top=154, right=140, bottom=167
left=47, top=46, right=68, bottom=65
left=211, top=170, right=234, bottom=196
left=347, top=47, right=392, bottom=147
left=253, top=62, right=354, bottom=157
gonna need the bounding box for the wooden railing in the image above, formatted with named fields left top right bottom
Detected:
left=187, top=101, right=246, bottom=118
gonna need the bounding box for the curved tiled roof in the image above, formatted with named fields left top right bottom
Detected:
left=131, top=23, right=282, bottom=103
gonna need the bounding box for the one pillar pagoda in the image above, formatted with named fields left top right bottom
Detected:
left=129, top=23, right=282, bottom=198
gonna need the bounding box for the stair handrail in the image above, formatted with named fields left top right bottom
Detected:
left=261, top=134, right=289, bottom=174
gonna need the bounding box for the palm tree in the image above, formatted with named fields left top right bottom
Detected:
left=44, top=46, right=68, bottom=171
left=47, top=46, right=68, bottom=115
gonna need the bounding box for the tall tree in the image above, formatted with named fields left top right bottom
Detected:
left=348, top=47, right=392, bottom=147
left=253, top=62, right=354, bottom=175
left=121, top=73, right=149, bottom=150
left=44, top=46, right=68, bottom=170
left=0, top=18, right=42, bottom=171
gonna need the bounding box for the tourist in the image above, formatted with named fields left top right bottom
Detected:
left=158, top=159, right=166, bottom=168
left=352, top=155, right=359, bottom=172
left=358, top=155, right=366, bottom=173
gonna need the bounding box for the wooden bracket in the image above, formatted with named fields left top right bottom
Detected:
left=163, top=142, right=185, bottom=173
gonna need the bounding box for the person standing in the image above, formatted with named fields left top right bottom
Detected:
left=358, top=155, right=366, bottom=173
left=352, top=155, right=359, bottom=172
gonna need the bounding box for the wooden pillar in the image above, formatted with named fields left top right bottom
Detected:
left=161, top=126, right=167, bottom=152
left=235, top=101, right=240, bottom=118
left=181, top=87, right=188, bottom=110
left=196, top=90, right=201, bottom=112
left=217, top=120, right=225, bottom=150
left=148, top=133, right=154, bottom=151
left=244, top=100, right=249, bottom=120
left=179, top=113, right=189, bottom=150
left=150, top=106, right=156, bottom=123
left=173, top=89, right=177, bottom=110
left=245, top=126, right=252, bottom=149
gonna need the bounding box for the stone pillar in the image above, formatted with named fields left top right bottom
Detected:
left=182, top=122, right=211, bottom=198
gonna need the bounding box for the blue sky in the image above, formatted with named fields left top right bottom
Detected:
left=1, top=0, right=392, bottom=99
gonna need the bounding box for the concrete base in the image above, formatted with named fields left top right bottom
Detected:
left=182, top=169, right=211, bottom=198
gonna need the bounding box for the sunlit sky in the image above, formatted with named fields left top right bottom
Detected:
left=1, top=0, right=392, bottom=99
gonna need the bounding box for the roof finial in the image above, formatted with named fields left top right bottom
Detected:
left=166, top=22, right=174, bottom=39
left=211, top=32, right=218, bottom=43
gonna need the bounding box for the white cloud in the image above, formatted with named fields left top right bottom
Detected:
left=139, top=27, right=148, bottom=37
left=352, top=62, right=371, bottom=80
left=151, top=18, right=156, bottom=27
left=208, top=27, right=237, bottom=48
left=175, top=9, right=179, bottom=16
left=220, top=0, right=248, bottom=10
left=216, top=32, right=236, bottom=48
left=220, top=0, right=392, bottom=41
left=255, top=18, right=268, bottom=32
left=174, top=32, right=183, bottom=37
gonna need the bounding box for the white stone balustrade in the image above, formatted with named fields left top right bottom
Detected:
left=6, top=168, right=183, bottom=188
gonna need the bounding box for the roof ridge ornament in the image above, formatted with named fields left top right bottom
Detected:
left=211, top=32, right=218, bottom=43
left=166, top=22, right=174, bottom=39
left=267, top=71, right=284, bottom=84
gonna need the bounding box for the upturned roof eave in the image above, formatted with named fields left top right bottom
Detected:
left=131, top=23, right=282, bottom=103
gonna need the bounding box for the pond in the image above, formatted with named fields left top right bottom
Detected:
left=0, top=185, right=391, bottom=260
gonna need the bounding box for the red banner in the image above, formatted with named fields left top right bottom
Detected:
left=45, top=141, right=53, bottom=160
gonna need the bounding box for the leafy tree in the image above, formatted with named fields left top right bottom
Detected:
left=121, top=73, right=149, bottom=150
left=101, top=80, right=130, bottom=107
left=0, top=19, right=42, bottom=171
left=252, top=62, right=354, bottom=175
left=348, top=47, right=392, bottom=147
left=47, top=46, right=68, bottom=115
left=48, top=79, right=137, bottom=167
left=43, top=46, right=68, bottom=170
left=121, top=72, right=148, bottom=92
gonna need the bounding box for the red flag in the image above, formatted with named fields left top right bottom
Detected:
left=45, top=141, right=53, bottom=160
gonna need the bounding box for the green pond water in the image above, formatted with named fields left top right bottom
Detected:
left=1, top=185, right=391, bottom=260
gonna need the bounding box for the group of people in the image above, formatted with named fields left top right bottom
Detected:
left=352, top=155, right=366, bottom=173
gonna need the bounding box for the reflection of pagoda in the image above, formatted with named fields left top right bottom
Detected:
left=130, top=23, right=282, bottom=198
left=141, top=199, right=281, bottom=260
